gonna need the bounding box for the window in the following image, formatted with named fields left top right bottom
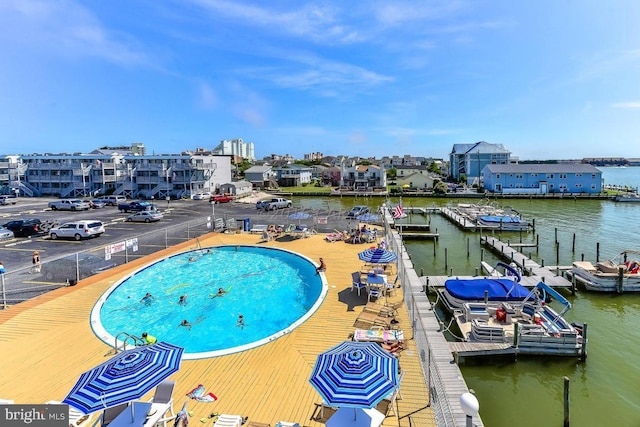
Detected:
left=515, top=174, right=523, bottom=179
left=560, top=174, right=567, bottom=179
left=549, top=174, right=554, bottom=179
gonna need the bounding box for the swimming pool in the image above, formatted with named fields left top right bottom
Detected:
left=91, top=245, right=327, bottom=359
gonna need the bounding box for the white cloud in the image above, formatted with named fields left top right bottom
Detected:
left=611, top=102, right=640, bottom=109
left=0, top=0, right=148, bottom=66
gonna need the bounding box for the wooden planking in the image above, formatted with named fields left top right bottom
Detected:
left=0, top=232, right=435, bottom=427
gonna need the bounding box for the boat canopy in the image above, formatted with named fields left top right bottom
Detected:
left=525, top=282, right=572, bottom=316
left=479, top=215, right=523, bottom=224
left=444, top=278, right=530, bottom=301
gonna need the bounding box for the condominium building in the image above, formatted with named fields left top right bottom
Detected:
left=212, top=138, right=255, bottom=160
left=4, top=152, right=232, bottom=199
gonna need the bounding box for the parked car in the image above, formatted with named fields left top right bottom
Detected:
left=210, top=194, right=233, bottom=204
left=0, top=195, right=17, bottom=205
left=48, top=199, right=91, bottom=211
left=256, top=197, right=292, bottom=210
left=126, top=211, right=164, bottom=223
left=118, top=201, right=155, bottom=213
left=49, top=220, right=105, bottom=241
left=96, top=195, right=127, bottom=206
left=0, top=226, right=14, bottom=240
left=347, top=205, right=370, bottom=217
left=40, top=253, right=117, bottom=282
left=192, top=192, right=212, bottom=200
left=2, top=219, right=42, bottom=237
left=89, top=199, right=106, bottom=209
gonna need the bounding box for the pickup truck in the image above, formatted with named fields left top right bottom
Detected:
left=210, top=194, right=233, bottom=204
left=48, top=199, right=91, bottom=211
left=256, top=197, right=293, bottom=211
left=118, top=201, right=155, bottom=213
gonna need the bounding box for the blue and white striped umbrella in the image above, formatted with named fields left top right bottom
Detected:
left=357, top=248, right=398, bottom=264
left=309, top=341, right=399, bottom=408
left=63, top=342, right=184, bottom=414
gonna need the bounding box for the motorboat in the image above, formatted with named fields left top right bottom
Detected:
left=569, top=250, right=640, bottom=292
left=436, top=262, right=530, bottom=313
left=476, top=214, right=533, bottom=231
left=613, top=193, right=640, bottom=202
left=452, top=282, right=585, bottom=357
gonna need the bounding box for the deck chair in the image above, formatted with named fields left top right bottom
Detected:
left=246, top=422, right=271, bottom=427
left=101, top=403, right=128, bottom=427
left=353, top=311, right=396, bottom=330
left=145, top=379, right=175, bottom=427
left=45, top=401, right=93, bottom=427
left=351, top=272, right=367, bottom=296
left=362, top=302, right=398, bottom=318
left=214, top=414, right=245, bottom=427
left=260, top=230, right=272, bottom=242
left=375, top=372, right=404, bottom=417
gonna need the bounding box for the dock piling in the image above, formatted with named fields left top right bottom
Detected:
left=564, top=376, right=570, bottom=427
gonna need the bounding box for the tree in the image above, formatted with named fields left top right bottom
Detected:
left=428, top=161, right=440, bottom=173
left=433, top=180, right=448, bottom=194
left=387, top=167, right=397, bottom=179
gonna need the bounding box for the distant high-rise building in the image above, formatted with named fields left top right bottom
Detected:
left=212, top=138, right=255, bottom=160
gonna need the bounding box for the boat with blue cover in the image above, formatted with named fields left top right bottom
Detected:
left=452, top=282, right=585, bottom=358
left=437, top=262, right=530, bottom=312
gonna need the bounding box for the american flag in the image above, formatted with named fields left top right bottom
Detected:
left=393, top=204, right=406, bottom=219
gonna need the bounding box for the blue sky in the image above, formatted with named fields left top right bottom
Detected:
left=1, top=1, right=639, bottom=160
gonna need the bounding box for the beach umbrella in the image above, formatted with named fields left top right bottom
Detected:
left=356, top=213, right=380, bottom=223
left=309, top=341, right=399, bottom=409
left=326, top=407, right=385, bottom=427
left=63, top=342, right=184, bottom=417
left=357, top=248, right=398, bottom=264
left=289, top=211, right=312, bottom=224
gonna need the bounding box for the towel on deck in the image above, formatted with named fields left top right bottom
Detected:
left=186, top=384, right=218, bottom=402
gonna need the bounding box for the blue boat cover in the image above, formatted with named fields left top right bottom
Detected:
left=445, top=278, right=530, bottom=301
left=479, top=215, right=523, bottom=224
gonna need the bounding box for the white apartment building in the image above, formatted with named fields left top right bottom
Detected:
left=212, top=138, right=255, bottom=160
left=7, top=152, right=231, bottom=199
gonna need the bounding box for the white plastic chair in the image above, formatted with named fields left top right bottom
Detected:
left=45, top=400, right=93, bottom=427
left=351, top=272, right=367, bottom=296
left=146, top=380, right=175, bottom=427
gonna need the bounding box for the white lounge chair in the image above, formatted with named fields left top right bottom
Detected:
left=214, top=414, right=244, bottom=427
left=145, top=380, right=175, bottom=427
left=45, top=400, right=93, bottom=427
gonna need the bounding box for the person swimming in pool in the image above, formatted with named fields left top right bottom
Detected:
left=140, top=293, right=154, bottom=304
left=179, top=319, right=192, bottom=330
left=178, top=295, right=188, bottom=305
left=141, top=332, right=157, bottom=344
left=236, top=314, right=245, bottom=329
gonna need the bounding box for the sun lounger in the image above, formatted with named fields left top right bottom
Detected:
left=250, top=224, right=268, bottom=234
left=214, top=414, right=245, bottom=427
left=353, top=311, right=397, bottom=329
left=362, top=302, right=398, bottom=317
left=145, top=380, right=175, bottom=427
left=45, top=401, right=93, bottom=427
left=353, top=327, right=404, bottom=343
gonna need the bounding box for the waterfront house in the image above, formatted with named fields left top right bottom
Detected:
left=244, top=165, right=278, bottom=189
left=219, top=180, right=252, bottom=196
left=482, top=163, right=603, bottom=194
left=342, top=164, right=387, bottom=190
left=273, top=164, right=313, bottom=187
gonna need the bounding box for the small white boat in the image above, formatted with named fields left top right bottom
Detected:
left=613, top=193, right=640, bottom=202
left=452, top=282, right=585, bottom=357
left=569, top=250, right=640, bottom=292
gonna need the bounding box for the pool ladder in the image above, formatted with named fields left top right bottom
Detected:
left=114, top=332, right=145, bottom=353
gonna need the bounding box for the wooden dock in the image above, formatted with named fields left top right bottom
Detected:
left=480, top=236, right=576, bottom=290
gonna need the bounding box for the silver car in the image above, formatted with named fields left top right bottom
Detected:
left=49, top=220, right=105, bottom=240
left=126, top=211, right=164, bottom=223
left=0, top=226, right=14, bottom=240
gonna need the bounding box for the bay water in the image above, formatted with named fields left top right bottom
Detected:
left=297, top=167, right=640, bottom=427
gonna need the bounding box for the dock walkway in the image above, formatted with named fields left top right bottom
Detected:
left=480, top=236, right=575, bottom=290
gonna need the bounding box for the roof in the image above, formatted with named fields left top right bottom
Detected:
left=450, top=141, right=510, bottom=155
left=244, top=165, right=272, bottom=173
left=483, top=163, right=602, bottom=174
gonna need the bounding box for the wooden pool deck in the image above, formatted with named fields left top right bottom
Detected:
left=0, top=232, right=435, bottom=427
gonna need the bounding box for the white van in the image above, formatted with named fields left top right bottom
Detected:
left=97, top=195, right=127, bottom=206
left=49, top=220, right=105, bottom=240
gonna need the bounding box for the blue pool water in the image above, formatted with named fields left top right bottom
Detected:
left=91, top=246, right=327, bottom=359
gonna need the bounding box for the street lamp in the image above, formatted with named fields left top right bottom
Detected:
left=460, top=392, right=479, bottom=427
